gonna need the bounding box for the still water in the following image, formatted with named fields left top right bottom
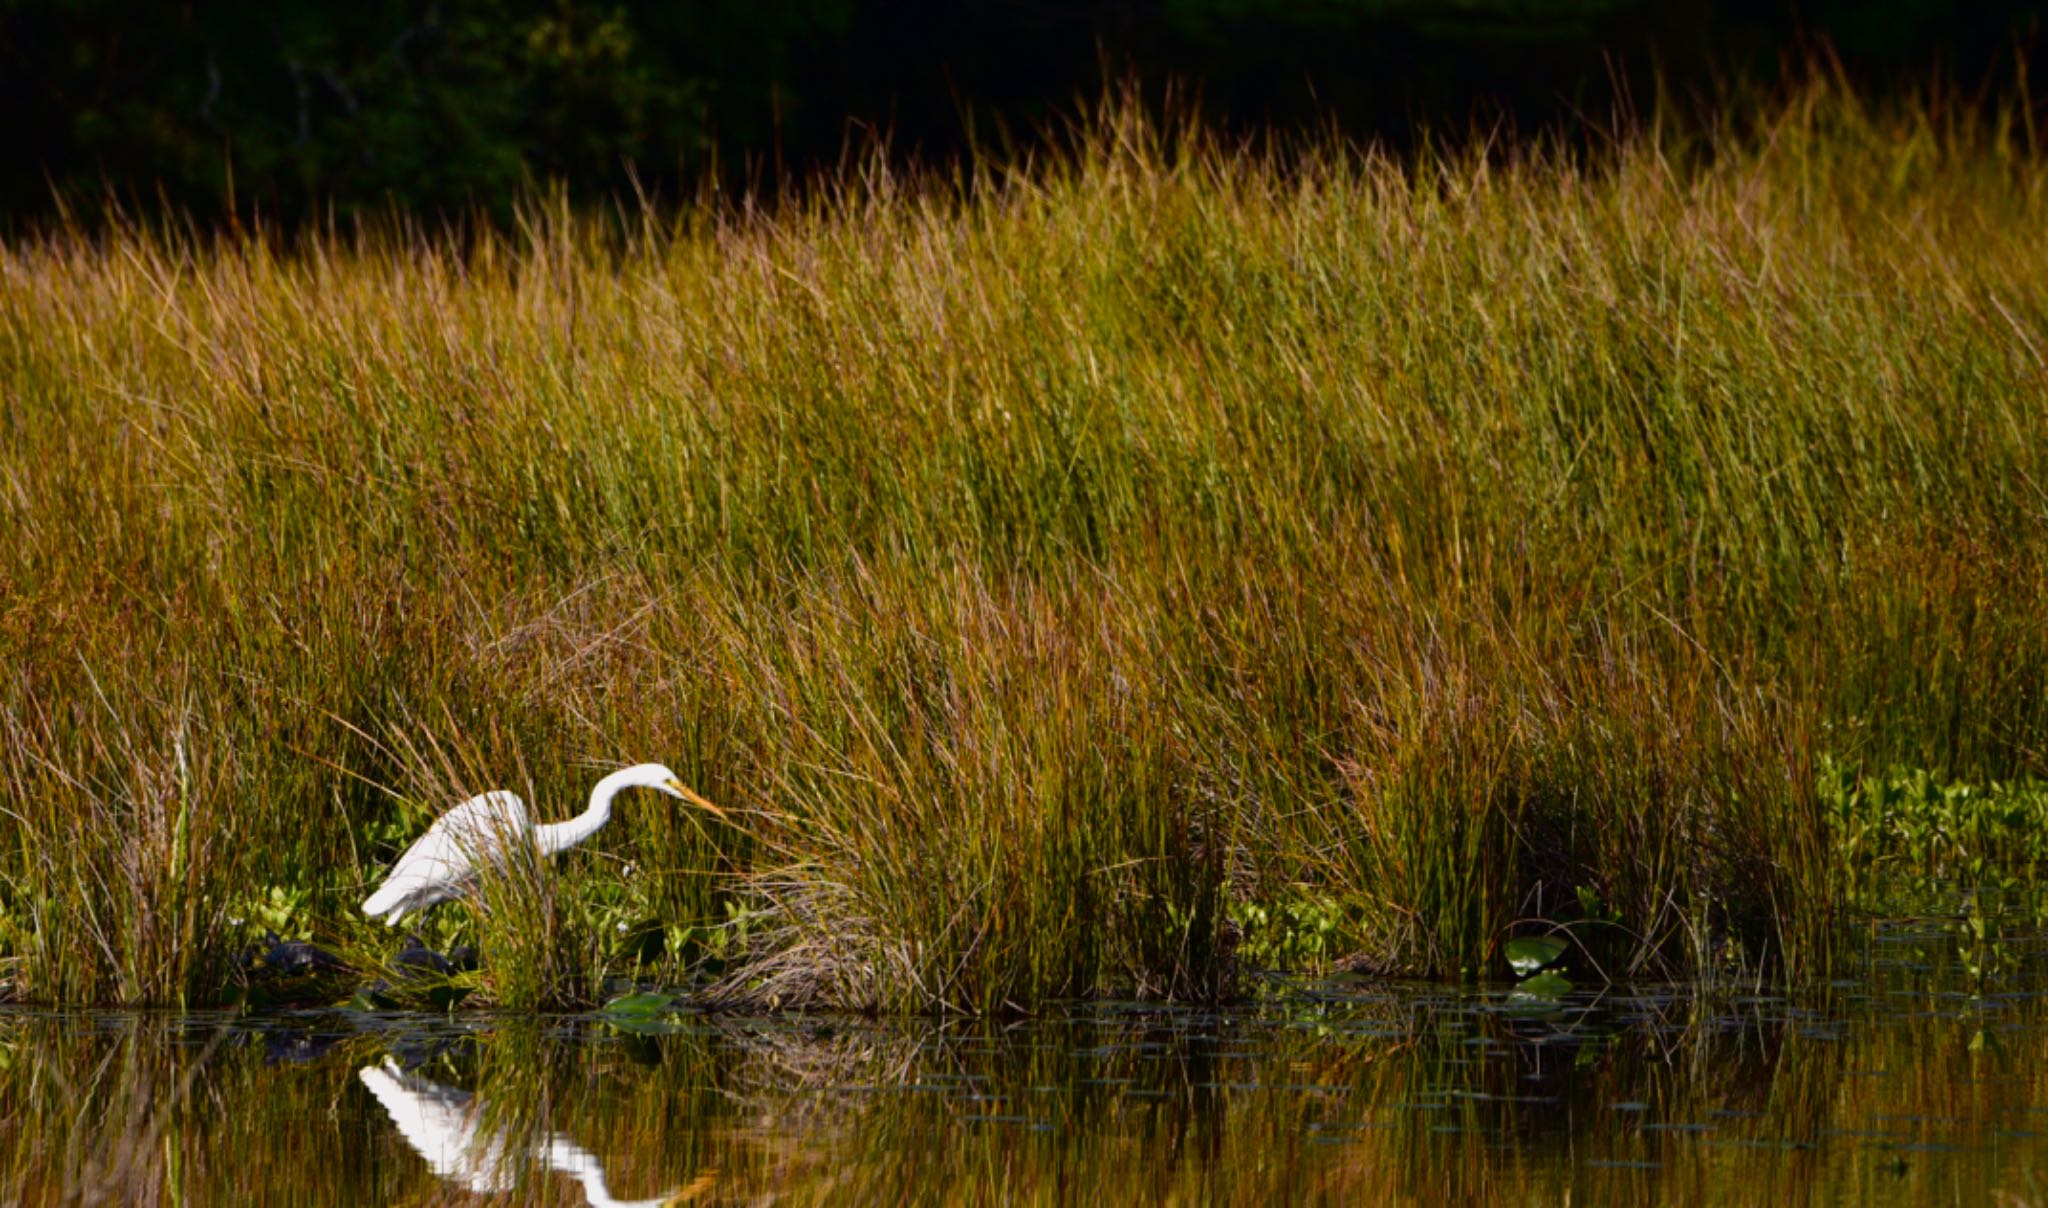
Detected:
left=5, top=908, right=2048, bottom=1205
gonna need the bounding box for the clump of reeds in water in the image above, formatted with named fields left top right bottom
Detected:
left=1, top=71, right=2045, bottom=1008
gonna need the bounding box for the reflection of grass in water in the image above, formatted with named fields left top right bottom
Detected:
left=4, top=73, right=2048, bottom=1007
left=7, top=980, right=2048, bottom=1201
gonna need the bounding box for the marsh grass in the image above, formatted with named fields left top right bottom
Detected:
left=2, top=75, right=2045, bottom=1007
left=0, top=683, right=251, bottom=1006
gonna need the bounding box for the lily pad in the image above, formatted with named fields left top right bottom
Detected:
left=347, top=987, right=400, bottom=1012
left=601, top=990, right=675, bottom=1020
left=1504, top=935, right=1569, bottom=977
left=1516, top=970, right=1575, bottom=998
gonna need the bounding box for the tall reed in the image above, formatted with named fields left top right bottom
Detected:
left=1, top=76, right=2043, bottom=1006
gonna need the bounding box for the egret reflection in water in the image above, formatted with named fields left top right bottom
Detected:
left=358, top=1058, right=683, bottom=1207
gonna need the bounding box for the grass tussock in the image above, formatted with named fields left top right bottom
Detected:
left=2, top=77, right=2046, bottom=1008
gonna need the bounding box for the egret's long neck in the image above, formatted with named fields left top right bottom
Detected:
left=533, top=770, right=632, bottom=858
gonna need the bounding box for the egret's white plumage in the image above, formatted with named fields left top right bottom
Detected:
left=361, top=763, right=724, bottom=925
left=359, top=1059, right=682, bottom=1207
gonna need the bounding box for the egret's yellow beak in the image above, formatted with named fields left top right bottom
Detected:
left=664, top=777, right=728, bottom=820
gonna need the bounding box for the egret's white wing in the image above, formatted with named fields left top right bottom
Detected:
left=362, top=791, right=529, bottom=920
left=358, top=1060, right=515, bottom=1193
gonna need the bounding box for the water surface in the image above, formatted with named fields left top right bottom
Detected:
left=6, top=906, right=2047, bottom=1205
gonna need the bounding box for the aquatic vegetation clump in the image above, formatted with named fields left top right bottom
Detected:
left=2, top=77, right=2046, bottom=1006
left=1825, top=762, right=2048, bottom=899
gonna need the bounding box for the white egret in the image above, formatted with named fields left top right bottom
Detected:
left=361, top=763, right=725, bottom=925
left=359, top=1059, right=687, bottom=1207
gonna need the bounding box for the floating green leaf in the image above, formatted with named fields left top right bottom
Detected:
left=601, top=991, right=674, bottom=1020
left=1505, top=935, right=1569, bottom=977
left=1516, top=970, right=1575, bottom=997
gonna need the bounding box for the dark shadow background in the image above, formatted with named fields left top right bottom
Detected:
left=2, top=1, right=2042, bottom=223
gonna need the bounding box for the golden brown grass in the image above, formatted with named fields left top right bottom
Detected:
left=1, top=79, right=2044, bottom=1007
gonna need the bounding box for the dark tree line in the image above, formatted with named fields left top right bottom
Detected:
left=2, top=0, right=2040, bottom=223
